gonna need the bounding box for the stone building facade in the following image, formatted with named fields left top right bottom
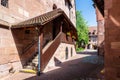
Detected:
left=0, top=0, right=76, bottom=78
left=88, top=27, right=98, bottom=50
left=0, top=0, right=76, bottom=25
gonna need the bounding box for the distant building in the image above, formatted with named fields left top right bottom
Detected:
left=0, top=0, right=77, bottom=77
left=87, top=26, right=98, bottom=49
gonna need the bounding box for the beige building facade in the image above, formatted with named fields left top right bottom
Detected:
left=0, top=0, right=76, bottom=26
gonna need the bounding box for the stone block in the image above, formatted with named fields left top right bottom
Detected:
left=0, top=13, right=3, bottom=19
left=0, top=48, right=5, bottom=54
left=5, top=47, right=18, bottom=55
left=0, top=70, right=9, bottom=78
left=0, top=63, right=11, bottom=72
left=3, top=14, right=15, bottom=23
left=11, top=61, right=22, bottom=71
left=105, top=0, right=112, bottom=9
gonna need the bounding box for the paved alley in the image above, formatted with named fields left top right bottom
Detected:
left=3, top=51, right=104, bottom=80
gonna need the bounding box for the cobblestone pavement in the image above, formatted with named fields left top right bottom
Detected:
left=4, top=51, right=104, bottom=80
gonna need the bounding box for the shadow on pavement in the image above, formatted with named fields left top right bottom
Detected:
left=24, top=54, right=104, bottom=80
left=77, top=50, right=98, bottom=55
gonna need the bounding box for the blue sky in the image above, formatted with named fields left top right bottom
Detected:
left=75, top=0, right=97, bottom=26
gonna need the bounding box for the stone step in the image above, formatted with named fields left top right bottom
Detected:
left=32, top=62, right=38, bottom=65
left=23, top=54, right=38, bottom=69
left=34, top=56, right=38, bottom=59
left=24, top=63, right=37, bottom=70
left=32, top=59, right=38, bottom=62
left=24, top=65, right=33, bottom=69
left=27, top=62, right=35, bottom=66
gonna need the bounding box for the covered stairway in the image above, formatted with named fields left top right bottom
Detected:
left=11, top=8, right=77, bottom=74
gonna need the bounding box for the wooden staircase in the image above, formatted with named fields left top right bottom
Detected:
left=22, top=32, right=63, bottom=71
left=23, top=52, right=38, bottom=70
left=22, top=32, right=74, bottom=71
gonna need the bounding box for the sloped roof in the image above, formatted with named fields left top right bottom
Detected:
left=88, top=27, right=97, bottom=35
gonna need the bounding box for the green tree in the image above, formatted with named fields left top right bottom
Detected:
left=76, top=11, right=89, bottom=51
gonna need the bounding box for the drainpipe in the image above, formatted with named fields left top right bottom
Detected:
left=35, top=27, right=41, bottom=76
left=37, top=35, right=41, bottom=76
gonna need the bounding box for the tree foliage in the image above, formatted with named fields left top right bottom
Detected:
left=76, top=11, right=89, bottom=50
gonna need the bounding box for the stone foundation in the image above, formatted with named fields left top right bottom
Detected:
left=43, top=43, right=76, bottom=72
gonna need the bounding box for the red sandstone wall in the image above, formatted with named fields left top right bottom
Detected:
left=105, top=0, right=120, bottom=80
left=95, top=6, right=104, bottom=46
left=0, top=27, right=19, bottom=64
left=95, top=6, right=105, bottom=55
left=0, top=25, right=22, bottom=77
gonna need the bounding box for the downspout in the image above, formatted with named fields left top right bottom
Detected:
left=35, top=27, right=41, bottom=76
left=37, top=34, right=41, bottom=76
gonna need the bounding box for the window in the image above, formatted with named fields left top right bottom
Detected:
left=1, top=0, right=8, bottom=8
left=65, top=0, right=72, bottom=10
left=88, top=32, right=91, bottom=35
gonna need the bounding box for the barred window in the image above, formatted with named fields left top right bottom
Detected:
left=1, top=0, right=8, bottom=8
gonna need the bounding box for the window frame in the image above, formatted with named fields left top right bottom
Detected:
left=1, top=0, right=9, bottom=8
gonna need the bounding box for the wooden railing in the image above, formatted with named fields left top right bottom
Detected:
left=41, top=32, right=74, bottom=70
left=23, top=39, right=37, bottom=54
left=41, top=32, right=62, bottom=70
left=21, top=41, right=38, bottom=66
left=21, top=31, right=74, bottom=69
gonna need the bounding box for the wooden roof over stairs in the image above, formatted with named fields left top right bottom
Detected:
left=11, top=8, right=77, bottom=39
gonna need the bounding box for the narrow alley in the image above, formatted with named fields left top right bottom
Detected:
left=3, top=50, right=104, bottom=80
